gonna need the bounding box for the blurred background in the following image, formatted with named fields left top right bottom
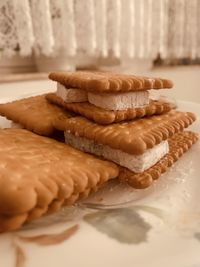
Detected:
left=0, top=0, right=200, bottom=103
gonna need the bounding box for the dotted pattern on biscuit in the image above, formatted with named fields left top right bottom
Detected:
left=0, top=94, right=74, bottom=136
left=49, top=71, right=173, bottom=93
left=46, top=93, right=172, bottom=124
left=0, top=129, right=119, bottom=232
left=54, top=109, right=196, bottom=155
left=118, top=131, right=198, bottom=189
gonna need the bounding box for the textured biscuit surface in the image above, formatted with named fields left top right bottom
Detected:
left=49, top=71, right=173, bottom=93
left=0, top=94, right=73, bottom=136
left=46, top=93, right=172, bottom=124
left=57, top=110, right=196, bottom=155
left=119, top=131, right=198, bottom=188
left=0, top=129, right=119, bottom=232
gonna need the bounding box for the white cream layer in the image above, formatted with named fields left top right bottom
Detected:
left=57, top=83, right=88, bottom=103
left=88, top=91, right=149, bottom=110
left=64, top=132, right=169, bottom=173
left=57, top=82, right=150, bottom=110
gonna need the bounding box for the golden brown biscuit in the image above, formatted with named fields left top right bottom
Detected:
left=49, top=71, right=173, bottom=93
left=119, top=131, right=198, bottom=188
left=0, top=129, right=119, bottom=232
left=0, top=94, right=74, bottom=136
left=0, top=130, right=198, bottom=232
left=56, top=110, right=196, bottom=155
left=46, top=93, right=172, bottom=124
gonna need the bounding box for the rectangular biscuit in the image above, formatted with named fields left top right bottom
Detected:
left=46, top=93, right=172, bottom=124
left=49, top=71, right=173, bottom=93
left=0, top=94, right=74, bottom=136
left=57, top=110, right=196, bottom=155
left=0, top=129, right=119, bottom=232
left=119, top=131, right=198, bottom=188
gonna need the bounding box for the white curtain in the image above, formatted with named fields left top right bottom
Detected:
left=0, top=0, right=200, bottom=60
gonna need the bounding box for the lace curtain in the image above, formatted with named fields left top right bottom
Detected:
left=0, top=0, right=200, bottom=60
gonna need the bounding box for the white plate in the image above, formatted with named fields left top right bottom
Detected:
left=0, top=91, right=200, bottom=267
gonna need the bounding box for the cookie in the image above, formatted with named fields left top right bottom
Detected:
left=119, top=131, right=198, bottom=188
left=0, top=94, right=74, bottom=136
left=0, top=129, right=119, bottom=232
left=49, top=71, right=173, bottom=93
left=56, top=110, right=196, bottom=155
left=46, top=93, right=172, bottom=124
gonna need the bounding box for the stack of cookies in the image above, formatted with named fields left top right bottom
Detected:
left=0, top=71, right=198, bottom=232
left=47, top=71, right=198, bottom=188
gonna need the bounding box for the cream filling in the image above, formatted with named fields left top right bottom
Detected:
left=57, top=82, right=150, bottom=110
left=57, top=83, right=88, bottom=103
left=64, top=132, right=169, bottom=173
left=88, top=91, right=150, bottom=110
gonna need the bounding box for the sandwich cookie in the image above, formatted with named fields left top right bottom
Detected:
left=55, top=111, right=197, bottom=188
left=48, top=71, right=173, bottom=124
